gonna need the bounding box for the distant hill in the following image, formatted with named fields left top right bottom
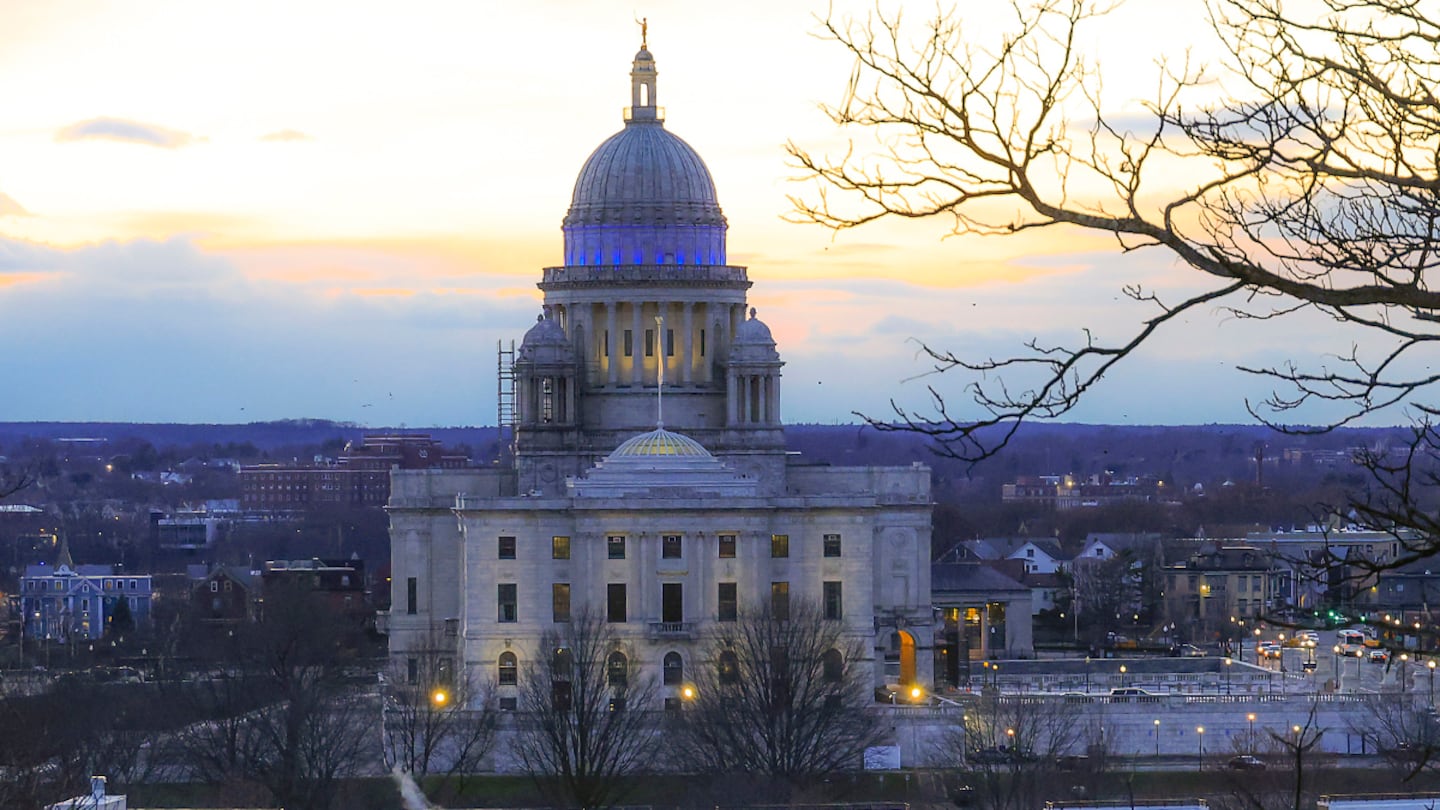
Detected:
left=0, top=420, right=1413, bottom=490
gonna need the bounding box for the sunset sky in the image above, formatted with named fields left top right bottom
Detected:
left=0, top=1, right=1387, bottom=428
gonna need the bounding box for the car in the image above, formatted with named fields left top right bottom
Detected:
left=968, top=746, right=1034, bottom=765
left=1302, top=659, right=1318, bottom=672
left=1178, top=644, right=1208, bottom=658
left=1369, top=648, right=1391, bottom=664
left=1108, top=687, right=1159, bottom=700
left=1227, top=755, right=1267, bottom=770
left=1257, top=642, right=1281, bottom=659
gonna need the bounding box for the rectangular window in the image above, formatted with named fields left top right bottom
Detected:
left=771, top=534, right=789, bottom=558
left=552, top=535, right=571, bottom=560
left=645, top=328, right=655, bottom=357
left=771, top=581, right=790, bottom=621
left=823, top=534, right=842, bottom=558
left=498, top=535, right=516, bottom=560
left=662, top=582, right=683, bottom=623
left=662, top=534, right=682, bottom=559
left=718, top=582, right=738, bottom=622
left=607, top=583, right=627, bottom=623
left=624, top=329, right=634, bottom=357
left=552, top=583, right=571, bottom=623
left=665, top=328, right=675, bottom=357
left=406, top=577, right=418, bottom=615
left=718, top=534, right=736, bottom=559
left=607, top=535, right=626, bottom=560
left=407, top=658, right=418, bottom=684
left=498, top=583, right=517, bottom=623
left=823, top=581, right=843, bottom=620
left=603, top=330, right=610, bottom=358
left=699, top=328, right=706, bottom=357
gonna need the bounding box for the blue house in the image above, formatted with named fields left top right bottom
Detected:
left=17, top=541, right=152, bottom=642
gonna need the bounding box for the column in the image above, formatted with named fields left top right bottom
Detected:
left=725, top=370, right=737, bottom=426
left=606, top=303, right=618, bottom=386
left=768, top=372, right=780, bottom=425
left=631, top=301, right=644, bottom=386
left=761, top=375, right=771, bottom=424
left=657, top=301, right=670, bottom=386
left=681, top=302, right=694, bottom=385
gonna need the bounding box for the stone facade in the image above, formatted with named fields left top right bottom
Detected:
left=384, top=38, right=933, bottom=704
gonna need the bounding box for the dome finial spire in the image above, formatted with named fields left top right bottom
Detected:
left=628, top=24, right=659, bottom=123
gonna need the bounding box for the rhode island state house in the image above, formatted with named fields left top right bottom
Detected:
left=384, top=35, right=934, bottom=708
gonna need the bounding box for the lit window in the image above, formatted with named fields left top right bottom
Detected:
left=718, top=534, right=736, bottom=559
left=552, top=536, right=570, bottom=560
left=771, top=534, right=789, bottom=558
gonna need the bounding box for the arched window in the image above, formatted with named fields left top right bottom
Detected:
left=663, top=651, right=683, bottom=685
left=718, top=650, right=739, bottom=685
left=608, top=651, right=628, bottom=688
left=822, top=649, right=844, bottom=682
left=498, top=651, right=518, bottom=686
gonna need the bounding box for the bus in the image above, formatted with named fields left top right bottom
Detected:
left=1338, top=629, right=1368, bottom=657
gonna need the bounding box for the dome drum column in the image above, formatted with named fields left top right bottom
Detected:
left=606, top=303, right=619, bottom=386
left=631, top=302, right=645, bottom=387
left=681, top=302, right=694, bottom=385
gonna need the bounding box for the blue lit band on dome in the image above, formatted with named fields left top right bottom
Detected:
left=561, top=44, right=727, bottom=269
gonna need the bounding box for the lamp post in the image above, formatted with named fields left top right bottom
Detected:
left=1429, top=660, right=1436, bottom=703
left=1154, top=719, right=1161, bottom=758
left=1120, top=664, right=1127, bottom=687
left=1224, top=657, right=1232, bottom=695
left=1401, top=654, right=1410, bottom=693
left=1253, top=627, right=1262, bottom=665
left=1333, top=645, right=1343, bottom=692
left=1247, top=712, right=1257, bottom=753
left=1197, top=726, right=1205, bottom=770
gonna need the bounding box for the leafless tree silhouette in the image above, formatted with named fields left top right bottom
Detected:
left=673, top=600, right=883, bottom=788
left=513, top=611, right=661, bottom=810
left=792, top=0, right=1440, bottom=562
left=382, top=624, right=498, bottom=781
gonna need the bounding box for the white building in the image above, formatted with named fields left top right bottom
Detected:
left=384, top=36, right=934, bottom=703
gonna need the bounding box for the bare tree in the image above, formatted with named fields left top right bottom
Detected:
left=514, top=611, right=661, bottom=810
left=382, top=626, right=497, bottom=780
left=0, top=675, right=167, bottom=808
left=165, top=586, right=375, bottom=810
left=673, top=600, right=883, bottom=789
left=1217, top=701, right=1328, bottom=810
left=791, top=0, right=1440, bottom=562
left=942, top=693, right=1085, bottom=810
left=1350, top=692, right=1440, bottom=780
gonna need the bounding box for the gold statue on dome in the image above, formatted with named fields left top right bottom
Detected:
left=636, top=16, right=648, bottom=49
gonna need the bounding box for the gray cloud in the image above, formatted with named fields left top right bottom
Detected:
left=56, top=117, right=199, bottom=149
left=260, top=129, right=313, bottom=143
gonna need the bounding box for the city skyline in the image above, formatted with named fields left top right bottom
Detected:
left=0, top=1, right=1399, bottom=428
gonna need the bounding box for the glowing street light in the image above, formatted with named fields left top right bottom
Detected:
left=1247, top=713, right=1257, bottom=753
left=1154, top=719, right=1161, bottom=758
left=1197, top=726, right=1205, bottom=770
left=431, top=688, right=449, bottom=707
